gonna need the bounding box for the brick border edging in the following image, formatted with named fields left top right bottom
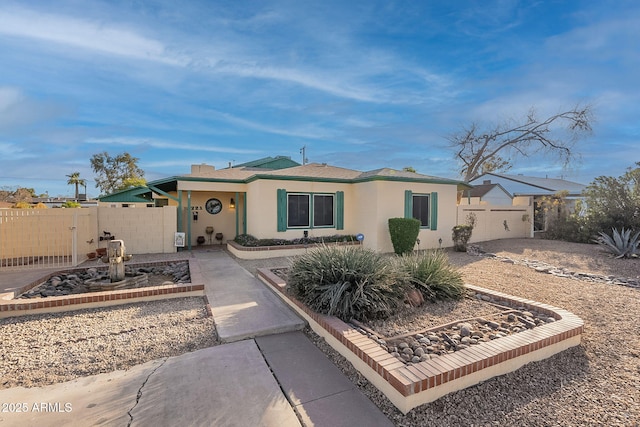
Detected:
left=227, top=240, right=360, bottom=252
left=257, top=268, right=584, bottom=414
left=0, top=259, right=205, bottom=318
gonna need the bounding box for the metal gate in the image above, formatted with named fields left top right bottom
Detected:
left=0, top=209, right=89, bottom=271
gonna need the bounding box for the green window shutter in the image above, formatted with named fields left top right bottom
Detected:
left=277, top=189, right=287, bottom=232
left=404, top=190, right=413, bottom=219
left=430, top=192, right=438, bottom=230
left=336, top=191, right=344, bottom=230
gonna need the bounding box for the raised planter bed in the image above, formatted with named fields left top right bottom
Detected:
left=257, top=267, right=584, bottom=414
left=227, top=240, right=360, bottom=260
left=0, top=259, right=206, bottom=318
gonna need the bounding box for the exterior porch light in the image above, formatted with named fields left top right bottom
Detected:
left=229, top=198, right=235, bottom=209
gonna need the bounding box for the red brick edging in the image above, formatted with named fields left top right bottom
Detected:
left=257, top=267, right=584, bottom=413
left=0, top=259, right=205, bottom=318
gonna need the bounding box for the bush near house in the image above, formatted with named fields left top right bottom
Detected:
left=452, top=212, right=476, bottom=252
left=544, top=163, right=640, bottom=244
left=452, top=225, right=473, bottom=252
left=388, top=218, right=421, bottom=255
left=286, top=245, right=406, bottom=321
left=234, top=234, right=358, bottom=247
left=394, top=250, right=465, bottom=301
left=286, top=245, right=465, bottom=321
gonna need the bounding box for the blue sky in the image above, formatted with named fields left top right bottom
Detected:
left=1, top=0, right=638, bottom=197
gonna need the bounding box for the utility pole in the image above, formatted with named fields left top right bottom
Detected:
left=300, top=146, right=308, bottom=165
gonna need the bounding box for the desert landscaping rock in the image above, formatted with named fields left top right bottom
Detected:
left=352, top=301, right=554, bottom=363
left=288, top=239, right=640, bottom=427
left=467, top=244, right=640, bottom=289
left=0, top=297, right=216, bottom=389
left=19, top=261, right=190, bottom=298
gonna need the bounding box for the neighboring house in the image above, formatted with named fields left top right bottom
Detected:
left=459, top=182, right=513, bottom=205
left=469, top=173, right=587, bottom=231
left=99, top=156, right=469, bottom=253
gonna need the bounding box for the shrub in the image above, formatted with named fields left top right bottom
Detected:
left=393, top=250, right=465, bottom=301
left=452, top=213, right=476, bottom=251
left=594, top=228, right=640, bottom=259
left=234, top=234, right=259, bottom=246
left=12, top=201, right=31, bottom=209
left=388, top=218, right=421, bottom=255
left=60, top=201, right=81, bottom=208
left=583, top=163, right=640, bottom=234
left=234, top=234, right=357, bottom=247
left=286, top=245, right=406, bottom=321
left=452, top=225, right=473, bottom=252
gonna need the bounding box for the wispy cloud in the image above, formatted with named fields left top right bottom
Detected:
left=0, top=86, right=63, bottom=131
left=85, top=137, right=260, bottom=155
left=0, top=7, right=185, bottom=66
left=209, top=110, right=341, bottom=140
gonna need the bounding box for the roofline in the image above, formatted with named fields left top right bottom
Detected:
left=171, top=173, right=468, bottom=186
left=475, top=172, right=556, bottom=192
left=476, top=172, right=586, bottom=194
left=465, top=182, right=513, bottom=198
left=100, top=171, right=470, bottom=201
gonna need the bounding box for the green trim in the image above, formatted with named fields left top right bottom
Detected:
left=336, top=191, right=344, bottom=230
left=172, top=173, right=466, bottom=186
left=147, top=185, right=179, bottom=202
left=235, top=191, right=239, bottom=238
left=187, top=190, right=192, bottom=251
left=430, top=191, right=438, bottom=231
left=177, top=191, right=183, bottom=232
left=281, top=190, right=340, bottom=230
left=277, top=189, right=287, bottom=232
left=404, top=190, right=413, bottom=219
left=242, top=192, right=247, bottom=235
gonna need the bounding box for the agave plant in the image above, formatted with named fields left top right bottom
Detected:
left=594, top=228, right=640, bottom=259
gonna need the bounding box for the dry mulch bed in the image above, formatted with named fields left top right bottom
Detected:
left=293, top=239, right=640, bottom=426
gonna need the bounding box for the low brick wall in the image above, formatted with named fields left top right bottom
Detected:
left=258, top=268, right=584, bottom=414
left=0, top=259, right=204, bottom=318
left=227, top=240, right=360, bottom=260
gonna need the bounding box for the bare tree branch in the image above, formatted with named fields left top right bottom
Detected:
left=449, top=104, right=594, bottom=181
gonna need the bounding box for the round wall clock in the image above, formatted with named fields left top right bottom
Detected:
left=205, top=198, right=222, bottom=214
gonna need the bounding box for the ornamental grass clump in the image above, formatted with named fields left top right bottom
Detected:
left=394, top=250, right=465, bottom=302
left=286, top=245, right=406, bottom=321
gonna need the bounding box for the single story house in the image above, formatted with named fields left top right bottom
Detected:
left=99, top=156, right=469, bottom=253
left=459, top=182, right=513, bottom=206
left=468, top=172, right=587, bottom=231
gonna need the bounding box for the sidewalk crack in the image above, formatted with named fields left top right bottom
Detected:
left=127, top=358, right=168, bottom=427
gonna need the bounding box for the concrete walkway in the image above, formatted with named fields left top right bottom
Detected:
left=193, top=251, right=305, bottom=342
left=0, top=251, right=394, bottom=426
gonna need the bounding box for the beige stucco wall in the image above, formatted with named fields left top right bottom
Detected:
left=181, top=191, right=242, bottom=247
left=0, top=208, right=96, bottom=263
left=96, top=206, right=177, bottom=254
left=0, top=206, right=176, bottom=270
left=241, top=178, right=461, bottom=252
left=458, top=205, right=533, bottom=242
left=245, top=179, right=356, bottom=241
left=355, top=181, right=459, bottom=253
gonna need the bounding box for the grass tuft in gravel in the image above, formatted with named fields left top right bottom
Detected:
left=286, top=245, right=406, bottom=321
left=393, top=250, right=465, bottom=302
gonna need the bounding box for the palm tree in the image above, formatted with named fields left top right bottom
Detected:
left=66, top=172, right=86, bottom=200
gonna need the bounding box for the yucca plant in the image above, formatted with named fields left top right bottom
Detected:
left=286, top=245, right=406, bottom=321
left=393, top=250, right=465, bottom=301
left=594, top=228, right=640, bottom=259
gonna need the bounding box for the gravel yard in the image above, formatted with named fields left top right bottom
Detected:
left=0, top=297, right=217, bottom=389
left=235, top=238, right=640, bottom=426
left=1, top=240, right=638, bottom=426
